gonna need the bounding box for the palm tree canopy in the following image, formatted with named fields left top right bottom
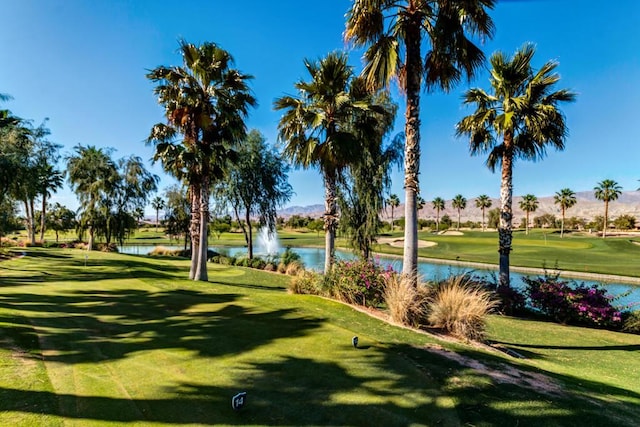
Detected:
left=594, top=179, right=622, bottom=202
left=554, top=188, right=576, bottom=210
left=345, top=0, right=496, bottom=92
left=452, top=194, right=467, bottom=210
left=456, top=43, right=576, bottom=171
left=387, top=193, right=400, bottom=208
left=475, top=194, right=492, bottom=209
left=275, top=52, right=390, bottom=175
left=432, top=197, right=445, bottom=210
left=519, top=194, right=539, bottom=212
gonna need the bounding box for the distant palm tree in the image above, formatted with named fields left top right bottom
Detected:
left=456, top=43, right=576, bottom=288
left=452, top=194, right=467, bottom=231
left=554, top=188, right=577, bottom=237
left=432, top=197, right=445, bottom=233
left=519, top=194, right=539, bottom=235
left=416, top=195, right=425, bottom=212
left=387, top=194, right=400, bottom=232
left=475, top=195, right=492, bottom=231
left=151, top=196, right=165, bottom=232
left=275, top=52, right=390, bottom=273
left=594, top=179, right=622, bottom=238
left=345, top=0, right=495, bottom=285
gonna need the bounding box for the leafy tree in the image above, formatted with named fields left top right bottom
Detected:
left=387, top=194, right=400, bottom=232
left=456, top=44, right=576, bottom=288
left=220, top=130, right=292, bottom=259
left=67, top=145, right=119, bottom=250
left=164, top=185, right=190, bottom=249
left=566, top=216, right=586, bottom=231
left=148, top=40, right=255, bottom=281
left=346, top=0, right=495, bottom=285
left=451, top=194, right=467, bottom=231
left=48, top=202, right=76, bottom=242
left=613, top=214, right=636, bottom=230
left=210, top=220, right=231, bottom=239
left=519, top=194, right=539, bottom=235
left=440, top=214, right=452, bottom=229
left=275, top=52, right=390, bottom=272
left=307, top=219, right=324, bottom=237
left=594, top=179, right=622, bottom=238
left=151, top=196, right=165, bottom=231
left=432, top=197, right=445, bottom=232
left=487, top=208, right=500, bottom=229
left=554, top=188, right=577, bottom=238
left=533, top=213, right=556, bottom=229
left=475, top=194, right=492, bottom=231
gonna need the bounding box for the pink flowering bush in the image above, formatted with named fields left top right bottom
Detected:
left=523, top=274, right=624, bottom=328
left=324, top=258, right=395, bottom=307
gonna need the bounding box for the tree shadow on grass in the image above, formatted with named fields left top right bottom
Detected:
left=0, top=288, right=323, bottom=365
left=490, top=340, right=640, bottom=352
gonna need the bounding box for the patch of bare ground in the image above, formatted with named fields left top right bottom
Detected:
left=423, top=343, right=565, bottom=396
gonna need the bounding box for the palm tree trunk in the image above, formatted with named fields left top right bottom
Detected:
left=189, top=183, right=200, bottom=280
left=323, top=172, right=338, bottom=274
left=603, top=200, right=609, bottom=238
left=457, top=209, right=461, bottom=231
left=498, top=145, right=514, bottom=289
left=195, top=178, right=209, bottom=281
left=246, top=208, right=253, bottom=260
left=402, top=22, right=422, bottom=285
left=525, top=212, right=530, bottom=235
left=390, top=207, right=394, bottom=232
left=436, top=209, right=440, bottom=232
left=40, top=193, right=47, bottom=241
left=560, top=207, right=565, bottom=238
left=482, top=208, right=486, bottom=231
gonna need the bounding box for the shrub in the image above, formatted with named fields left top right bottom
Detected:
left=263, top=263, right=276, bottom=272
left=384, top=273, right=430, bottom=326
left=276, top=262, right=287, bottom=274
left=42, top=241, right=68, bottom=249
left=280, top=246, right=302, bottom=267
left=250, top=258, right=266, bottom=270
left=428, top=275, right=498, bottom=342
left=289, top=270, right=322, bottom=295
left=149, top=246, right=182, bottom=257
left=623, top=311, right=640, bottom=334
left=285, top=261, right=304, bottom=276
left=96, top=243, right=118, bottom=252
left=522, top=274, right=623, bottom=328
left=323, top=258, right=393, bottom=307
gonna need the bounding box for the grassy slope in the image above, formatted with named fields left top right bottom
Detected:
left=1, top=248, right=639, bottom=426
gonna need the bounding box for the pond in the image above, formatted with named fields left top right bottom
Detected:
left=118, top=244, right=640, bottom=308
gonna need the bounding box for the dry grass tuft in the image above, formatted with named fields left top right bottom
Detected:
left=285, top=261, right=304, bottom=276
left=288, top=270, right=321, bottom=295
left=428, top=275, right=498, bottom=342
left=384, top=273, right=430, bottom=327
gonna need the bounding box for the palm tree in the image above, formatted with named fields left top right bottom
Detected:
left=147, top=40, right=256, bottom=281
left=67, top=145, right=118, bottom=250
left=451, top=194, right=467, bottom=231
left=475, top=195, right=492, bottom=231
left=151, top=196, right=165, bottom=232
left=345, top=0, right=495, bottom=285
left=387, top=194, right=400, bottom=232
left=519, top=194, right=539, bottom=235
left=456, top=44, right=576, bottom=288
left=37, top=164, right=65, bottom=241
left=554, top=188, right=577, bottom=237
left=275, top=52, right=390, bottom=273
left=416, top=195, right=425, bottom=212
left=594, top=179, right=622, bottom=238
left=432, top=197, right=445, bottom=233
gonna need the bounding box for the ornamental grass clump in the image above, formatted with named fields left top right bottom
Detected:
left=522, top=274, right=624, bottom=328
left=324, top=259, right=393, bottom=307
left=428, top=275, right=498, bottom=342
left=383, top=272, right=430, bottom=326
left=289, top=270, right=322, bottom=295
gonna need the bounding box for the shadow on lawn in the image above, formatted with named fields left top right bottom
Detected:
left=491, top=340, right=640, bottom=352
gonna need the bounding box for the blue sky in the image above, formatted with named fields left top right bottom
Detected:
left=1, top=0, right=639, bottom=213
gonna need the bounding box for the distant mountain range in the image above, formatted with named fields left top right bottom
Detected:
left=278, top=191, right=640, bottom=223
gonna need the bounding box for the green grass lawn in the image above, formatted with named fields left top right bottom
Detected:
left=1, top=248, right=639, bottom=426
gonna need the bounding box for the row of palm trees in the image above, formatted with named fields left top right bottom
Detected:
left=148, top=1, right=579, bottom=290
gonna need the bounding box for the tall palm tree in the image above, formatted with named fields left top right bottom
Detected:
left=452, top=194, right=467, bottom=231
left=432, top=197, right=445, bottom=233
left=37, top=164, right=65, bottom=241
left=151, top=196, right=165, bottom=231
left=475, top=194, right=492, bottom=231
left=554, top=188, right=577, bottom=238
left=519, top=194, right=538, bottom=235
left=67, top=145, right=118, bottom=250
left=345, top=0, right=495, bottom=285
left=275, top=52, right=389, bottom=273
left=416, top=195, right=426, bottom=213
left=387, top=194, right=400, bottom=232
left=456, top=44, right=576, bottom=288
left=147, top=40, right=255, bottom=281
left=594, top=179, right=622, bottom=238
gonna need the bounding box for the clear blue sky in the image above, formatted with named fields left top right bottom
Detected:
left=1, top=0, right=639, bottom=213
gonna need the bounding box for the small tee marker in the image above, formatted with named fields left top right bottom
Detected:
left=232, top=392, right=247, bottom=411
left=352, top=336, right=358, bottom=348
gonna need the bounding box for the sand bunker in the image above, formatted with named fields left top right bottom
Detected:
left=440, top=230, right=463, bottom=236
left=378, top=237, right=437, bottom=248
